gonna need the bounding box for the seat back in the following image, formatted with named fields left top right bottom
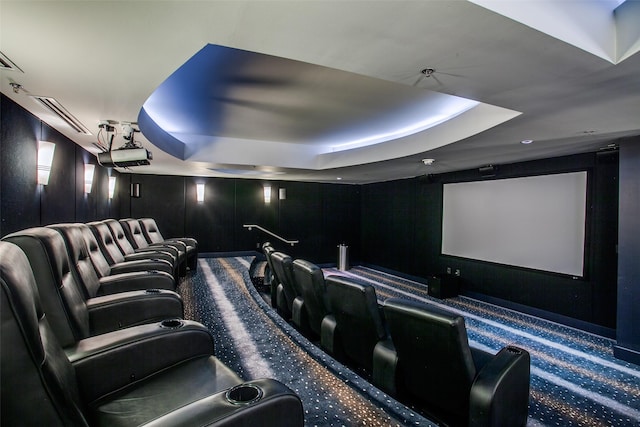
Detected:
left=139, top=217, right=164, bottom=244
left=2, top=228, right=90, bottom=346
left=0, top=242, right=87, bottom=426
left=262, top=243, right=278, bottom=306
left=325, top=275, right=387, bottom=371
left=270, top=252, right=297, bottom=317
left=120, top=218, right=150, bottom=250
left=47, top=224, right=103, bottom=298
left=104, top=219, right=137, bottom=255
left=292, top=259, right=330, bottom=336
left=383, top=298, right=476, bottom=425
left=88, top=220, right=125, bottom=264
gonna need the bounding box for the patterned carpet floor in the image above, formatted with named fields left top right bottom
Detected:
left=182, top=258, right=640, bottom=426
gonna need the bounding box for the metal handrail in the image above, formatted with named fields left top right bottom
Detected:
left=242, top=224, right=299, bottom=246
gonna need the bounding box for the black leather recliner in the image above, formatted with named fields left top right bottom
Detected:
left=48, top=223, right=176, bottom=296
left=270, top=251, right=298, bottom=320
left=382, top=298, right=531, bottom=427
left=0, top=241, right=304, bottom=426
left=120, top=218, right=187, bottom=276
left=321, top=275, right=390, bottom=375
left=292, top=258, right=330, bottom=338
left=2, top=227, right=183, bottom=342
left=139, top=217, right=198, bottom=271
left=93, top=219, right=179, bottom=278
left=262, top=243, right=278, bottom=307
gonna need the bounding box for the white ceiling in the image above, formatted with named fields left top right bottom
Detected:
left=1, top=0, right=639, bottom=184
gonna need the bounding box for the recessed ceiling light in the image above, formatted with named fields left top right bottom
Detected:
left=336, top=177, right=342, bottom=180
left=520, top=139, right=534, bottom=144
left=422, top=158, right=435, bottom=165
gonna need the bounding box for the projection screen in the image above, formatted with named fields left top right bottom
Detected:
left=441, top=171, right=587, bottom=277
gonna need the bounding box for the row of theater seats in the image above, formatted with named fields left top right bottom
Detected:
left=1, top=220, right=303, bottom=426
left=263, top=242, right=531, bottom=427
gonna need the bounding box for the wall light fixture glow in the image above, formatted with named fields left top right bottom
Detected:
left=108, top=176, right=116, bottom=199
left=279, top=188, right=286, bottom=200
left=37, top=141, right=56, bottom=185
left=263, top=185, right=272, bottom=204
left=84, top=164, right=95, bottom=193
left=196, top=183, right=205, bottom=202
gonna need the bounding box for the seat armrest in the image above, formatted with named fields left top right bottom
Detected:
left=140, top=378, right=304, bottom=427
left=320, top=314, right=339, bottom=356
left=87, top=289, right=183, bottom=335
left=469, top=346, right=531, bottom=427
left=147, top=243, right=180, bottom=258
left=291, top=297, right=310, bottom=335
left=97, top=271, right=175, bottom=295
left=133, top=248, right=177, bottom=263
left=68, top=320, right=215, bottom=404
left=373, top=338, right=398, bottom=395
left=110, top=259, right=174, bottom=277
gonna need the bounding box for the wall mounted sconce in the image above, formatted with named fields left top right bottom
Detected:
left=263, top=185, right=272, bottom=204
left=108, top=176, right=116, bottom=199
left=84, top=164, right=95, bottom=193
left=279, top=188, right=286, bottom=200
left=196, top=183, right=205, bottom=202
left=130, top=183, right=141, bottom=198
left=37, top=141, right=55, bottom=185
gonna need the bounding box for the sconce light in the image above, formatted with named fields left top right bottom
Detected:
left=108, top=176, right=116, bottom=199
left=263, top=185, right=272, bottom=204
left=279, top=188, right=286, bottom=200
left=84, top=164, right=95, bottom=193
left=196, top=183, right=205, bottom=203
left=37, top=141, right=56, bottom=185
left=130, top=183, right=140, bottom=198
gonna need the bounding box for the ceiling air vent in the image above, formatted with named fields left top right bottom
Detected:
left=30, top=95, right=92, bottom=135
left=0, top=51, right=23, bottom=72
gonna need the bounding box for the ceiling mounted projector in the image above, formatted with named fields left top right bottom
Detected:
left=98, top=147, right=152, bottom=167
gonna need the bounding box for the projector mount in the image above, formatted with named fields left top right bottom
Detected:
left=96, top=120, right=152, bottom=168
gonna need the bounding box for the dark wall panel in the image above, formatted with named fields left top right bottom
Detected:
left=1, top=95, right=40, bottom=235
left=361, top=153, right=619, bottom=329
left=321, top=183, right=361, bottom=264
left=1, top=95, right=120, bottom=235
left=129, top=174, right=186, bottom=239
left=615, top=137, right=640, bottom=364
left=185, top=177, right=237, bottom=253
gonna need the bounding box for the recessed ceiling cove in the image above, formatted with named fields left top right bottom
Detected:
left=139, top=44, right=520, bottom=171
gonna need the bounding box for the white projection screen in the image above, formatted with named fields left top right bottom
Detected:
left=441, top=171, right=587, bottom=277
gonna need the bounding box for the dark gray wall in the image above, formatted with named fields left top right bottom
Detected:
left=614, top=137, right=640, bottom=365
left=0, top=95, right=123, bottom=235
left=361, top=152, right=619, bottom=332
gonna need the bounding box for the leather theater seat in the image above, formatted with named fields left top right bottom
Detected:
left=292, top=258, right=331, bottom=338
left=120, top=218, right=187, bottom=276
left=262, top=242, right=278, bottom=308
left=0, top=241, right=304, bottom=426
left=2, top=227, right=183, bottom=341
left=382, top=298, right=531, bottom=427
left=48, top=223, right=176, bottom=296
left=321, top=275, right=390, bottom=376
left=270, top=251, right=299, bottom=320
left=139, top=217, right=198, bottom=271
left=94, top=219, right=179, bottom=278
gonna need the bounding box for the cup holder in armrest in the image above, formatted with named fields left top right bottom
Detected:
left=145, top=270, right=159, bottom=275
left=159, top=319, right=184, bottom=329
left=225, top=384, right=263, bottom=405
left=145, top=288, right=161, bottom=293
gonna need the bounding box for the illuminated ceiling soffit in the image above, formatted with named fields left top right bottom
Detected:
left=139, top=44, right=520, bottom=171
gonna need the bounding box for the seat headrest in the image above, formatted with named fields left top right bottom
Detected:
left=0, top=241, right=44, bottom=360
